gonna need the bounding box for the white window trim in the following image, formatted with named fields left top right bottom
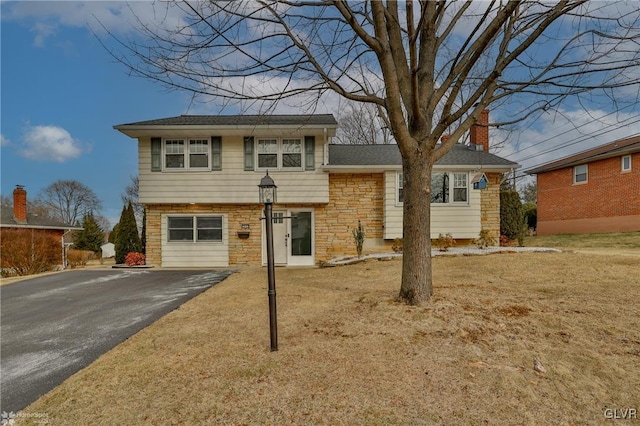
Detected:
left=256, top=137, right=304, bottom=171
left=163, top=138, right=211, bottom=171
left=396, top=171, right=470, bottom=206
left=622, top=155, right=632, bottom=172
left=573, top=164, right=588, bottom=184
left=167, top=214, right=224, bottom=243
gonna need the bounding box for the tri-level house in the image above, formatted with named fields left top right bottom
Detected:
left=114, top=112, right=519, bottom=268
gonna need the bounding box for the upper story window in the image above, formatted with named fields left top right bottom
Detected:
left=622, top=155, right=632, bottom=172
left=396, top=171, right=468, bottom=205
left=165, top=139, right=210, bottom=170
left=574, top=164, right=588, bottom=184
left=257, top=138, right=303, bottom=170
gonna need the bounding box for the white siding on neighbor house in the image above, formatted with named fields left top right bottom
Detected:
left=160, top=214, right=229, bottom=267
left=138, top=136, right=329, bottom=204
left=383, top=171, right=482, bottom=239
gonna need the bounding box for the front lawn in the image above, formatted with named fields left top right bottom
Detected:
left=15, top=251, right=640, bottom=425
left=525, top=231, right=640, bottom=253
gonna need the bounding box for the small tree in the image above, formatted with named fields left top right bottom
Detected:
left=115, top=202, right=142, bottom=264
left=74, top=213, right=104, bottom=253
left=108, top=223, right=119, bottom=244
left=352, top=220, right=365, bottom=258
left=500, top=191, right=524, bottom=242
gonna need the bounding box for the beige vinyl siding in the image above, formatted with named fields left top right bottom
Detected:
left=138, top=136, right=329, bottom=204
left=160, top=214, right=229, bottom=267
left=383, top=171, right=482, bottom=239
left=383, top=171, right=403, bottom=239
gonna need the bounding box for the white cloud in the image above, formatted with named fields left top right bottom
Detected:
left=0, top=134, right=10, bottom=146
left=496, top=107, right=640, bottom=172
left=20, top=125, right=84, bottom=162
left=1, top=1, right=190, bottom=47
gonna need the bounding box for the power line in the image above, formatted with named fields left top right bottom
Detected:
left=511, top=115, right=640, bottom=164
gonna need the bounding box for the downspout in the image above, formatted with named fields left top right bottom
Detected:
left=323, top=128, right=328, bottom=165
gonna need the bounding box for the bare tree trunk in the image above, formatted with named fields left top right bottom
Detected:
left=399, top=146, right=434, bottom=305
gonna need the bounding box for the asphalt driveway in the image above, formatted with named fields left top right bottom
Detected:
left=0, top=268, right=233, bottom=413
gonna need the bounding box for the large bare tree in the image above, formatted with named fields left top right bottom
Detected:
left=105, top=1, right=640, bottom=304
left=38, top=180, right=102, bottom=226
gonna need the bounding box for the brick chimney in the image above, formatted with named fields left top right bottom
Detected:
left=13, top=185, right=28, bottom=224
left=470, top=109, right=489, bottom=152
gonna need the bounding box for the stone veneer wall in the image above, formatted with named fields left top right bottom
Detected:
left=479, top=172, right=501, bottom=241
left=314, top=173, right=385, bottom=262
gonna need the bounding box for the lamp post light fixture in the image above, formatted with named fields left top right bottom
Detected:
left=258, top=171, right=278, bottom=351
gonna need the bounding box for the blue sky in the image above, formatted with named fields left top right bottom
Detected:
left=1, top=2, right=639, bottom=227
left=0, top=2, right=198, bottom=226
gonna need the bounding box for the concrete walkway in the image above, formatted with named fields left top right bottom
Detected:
left=325, top=246, right=562, bottom=266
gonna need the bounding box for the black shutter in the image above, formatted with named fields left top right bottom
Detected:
left=304, top=136, right=315, bottom=170
left=244, top=136, right=254, bottom=171
left=151, top=137, right=162, bottom=172
left=211, top=136, right=222, bottom=170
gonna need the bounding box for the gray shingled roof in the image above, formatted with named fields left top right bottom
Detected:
left=327, top=144, right=519, bottom=168
left=115, top=114, right=338, bottom=127
left=0, top=206, right=80, bottom=230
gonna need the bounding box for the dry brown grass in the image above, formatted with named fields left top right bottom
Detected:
left=16, top=251, right=640, bottom=425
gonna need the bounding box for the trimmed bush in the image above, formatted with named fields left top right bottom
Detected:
left=125, top=252, right=146, bottom=266
left=500, top=190, right=524, bottom=241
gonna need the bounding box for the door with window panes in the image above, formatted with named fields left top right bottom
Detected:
left=263, top=209, right=314, bottom=266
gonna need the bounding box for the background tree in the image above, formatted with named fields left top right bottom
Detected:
left=114, top=202, right=142, bottom=264
left=121, top=175, right=143, bottom=232
left=335, top=101, right=394, bottom=145
left=520, top=180, right=537, bottom=204
left=74, top=213, right=105, bottom=253
left=106, top=1, right=640, bottom=304
left=109, top=223, right=119, bottom=244
left=38, top=180, right=102, bottom=226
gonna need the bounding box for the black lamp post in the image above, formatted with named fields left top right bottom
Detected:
left=258, top=171, right=278, bottom=352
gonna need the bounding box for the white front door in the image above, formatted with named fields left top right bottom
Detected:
left=262, top=209, right=314, bottom=266
left=271, top=210, right=288, bottom=265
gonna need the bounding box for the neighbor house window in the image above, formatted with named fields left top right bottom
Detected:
left=164, top=139, right=210, bottom=170
left=168, top=216, right=223, bottom=242
left=396, top=171, right=468, bottom=205
left=622, top=155, right=632, bottom=172
left=256, top=138, right=304, bottom=170
left=574, top=164, right=588, bottom=184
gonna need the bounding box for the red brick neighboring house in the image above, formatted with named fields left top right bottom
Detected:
left=526, top=135, right=640, bottom=235
left=0, top=186, right=82, bottom=269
